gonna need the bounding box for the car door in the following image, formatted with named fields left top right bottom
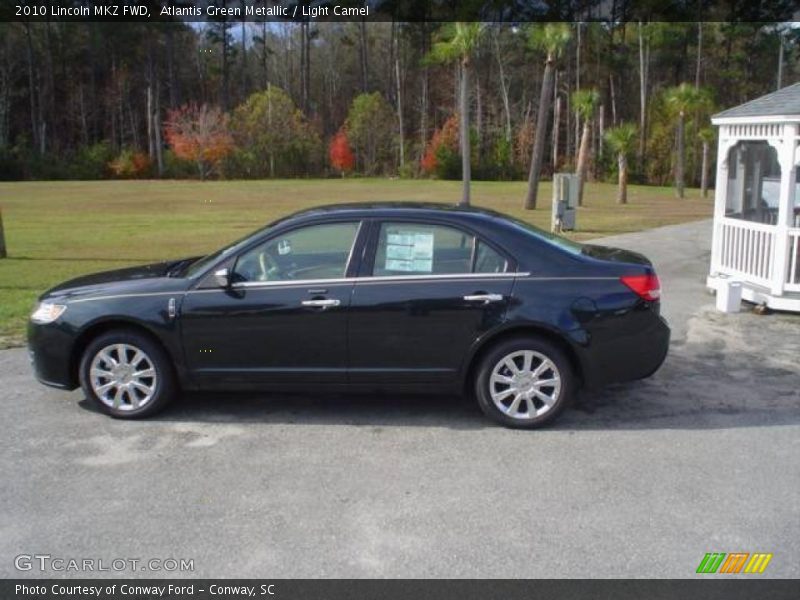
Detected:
left=180, top=220, right=363, bottom=386
left=347, top=220, right=516, bottom=386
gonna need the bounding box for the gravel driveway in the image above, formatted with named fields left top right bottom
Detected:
left=1, top=219, right=798, bottom=578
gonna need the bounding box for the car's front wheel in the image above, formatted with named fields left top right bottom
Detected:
left=475, top=336, right=575, bottom=429
left=79, top=329, right=176, bottom=418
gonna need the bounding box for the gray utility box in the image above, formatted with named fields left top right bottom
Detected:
left=551, top=173, right=578, bottom=232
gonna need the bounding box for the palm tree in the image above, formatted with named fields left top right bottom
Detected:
left=572, top=88, right=600, bottom=206
left=698, top=127, right=715, bottom=198
left=605, top=123, right=637, bottom=205
left=665, top=83, right=711, bottom=198
left=524, top=23, right=572, bottom=210
left=426, top=23, right=485, bottom=206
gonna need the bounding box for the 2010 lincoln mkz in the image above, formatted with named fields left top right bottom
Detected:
left=28, top=203, right=669, bottom=428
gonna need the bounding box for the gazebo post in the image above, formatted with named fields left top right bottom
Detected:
left=770, top=123, right=796, bottom=296
left=709, top=129, right=734, bottom=276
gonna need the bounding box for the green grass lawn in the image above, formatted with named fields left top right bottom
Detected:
left=0, top=178, right=712, bottom=347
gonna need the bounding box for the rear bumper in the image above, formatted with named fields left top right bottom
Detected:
left=579, top=308, right=670, bottom=388
left=28, top=321, right=78, bottom=390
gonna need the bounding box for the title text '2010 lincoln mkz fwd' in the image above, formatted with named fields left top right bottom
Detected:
left=29, top=203, right=669, bottom=428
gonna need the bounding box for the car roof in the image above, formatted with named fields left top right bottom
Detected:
left=278, top=201, right=509, bottom=225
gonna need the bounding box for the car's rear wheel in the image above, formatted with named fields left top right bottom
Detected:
left=475, top=336, right=575, bottom=429
left=79, top=329, right=176, bottom=418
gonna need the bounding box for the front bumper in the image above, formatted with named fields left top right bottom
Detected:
left=28, top=320, right=78, bottom=390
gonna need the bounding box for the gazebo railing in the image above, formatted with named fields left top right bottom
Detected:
left=787, top=228, right=800, bottom=291
left=718, top=218, right=776, bottom=286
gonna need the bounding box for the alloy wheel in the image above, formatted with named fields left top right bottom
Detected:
left=489, top=350, right=562, bottom=420
left=89, top=343, right=158, bottom=411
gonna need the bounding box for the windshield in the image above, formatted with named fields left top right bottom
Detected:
left=504, top=216, right=584, bottom=255
left=180, top=223, right=275, bottom=278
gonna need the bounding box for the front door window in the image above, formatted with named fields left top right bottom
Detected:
left=233, top=222, right=360, bottom=283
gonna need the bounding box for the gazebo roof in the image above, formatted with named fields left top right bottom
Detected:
left=713, top=82, right=800, bottom=121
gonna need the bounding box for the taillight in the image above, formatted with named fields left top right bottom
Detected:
left=620, top=273, right=661, bottom=302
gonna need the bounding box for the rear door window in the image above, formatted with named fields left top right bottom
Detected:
left=371, top=222, right=507, bottom=276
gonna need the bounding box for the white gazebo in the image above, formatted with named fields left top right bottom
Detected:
left=707, top=82, right=800, bottom=311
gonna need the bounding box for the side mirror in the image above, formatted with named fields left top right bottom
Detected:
left=214, top=267, right=230, bottom=288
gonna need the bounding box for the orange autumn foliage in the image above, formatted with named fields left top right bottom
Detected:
left=328, top=129, right=355, bottom=174
left=420, top=114, right=459, bottom=174
left=164, top=103, right=234, bottom=179
left=108, top=150, right=151, bottom=178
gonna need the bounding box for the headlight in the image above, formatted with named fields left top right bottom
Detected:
left=31, top=302, right=67, bottom=324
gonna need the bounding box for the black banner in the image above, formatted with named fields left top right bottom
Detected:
left=3, top=580, right=800, bottom=600
left=2, top=0, right=799, bottom=23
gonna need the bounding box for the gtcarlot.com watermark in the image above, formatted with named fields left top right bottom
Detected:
left=14, top=553, right=194, bottom=573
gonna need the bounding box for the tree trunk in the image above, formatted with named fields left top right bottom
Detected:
left=154, top=81, right=164, bottom=176
left=598, top=104, right=605, bottom=162
left=459, top=59, right=471, bottom=207
left=637, top=21, right=649, bottom=171
left=564, top=78, right=571, bottom=160
left=494, top=32, right=511, bottom=142
left=77, top=85, right=88, bottom=146
left=261, top=21, right=269, bottom=89
left=695, top=22, right=703, bottom=89
left=420, top=67, right=428, bottom=159
left=574, top=23, right=581, bottom=163
left=553, top=94, right=561, bottom=171
left=146, top=84, right=155, bottom=160
left=395, top=36, right=404, bottom=169
left=221, top=8, right=230, bottom=111
left=358, top=20, right=368, bottom=92
left=419, top=26, right=430, bottom=160
left=675, top=111, right=685, bottom=198
left=0, top=208, right=6, bottom=258
left=241, top=20, right=247, bottom=100
left=576, top=119, right=591, bottom=206
left=524, top=57, right=555, bottom=210
left=608, top=74, right=617, bottom=125
left=24, top=23, right=39, bottom=153
left=300, top=21, right=310, bottom=113
left=166, top=25, right=179, bottom=106
left=475, top=76, right=482, bottom=161
left=617, top=152, right=628, bottom=205
left=701, top=139, right=709, bottom=198
left=267, top=82, right=274, bottom=178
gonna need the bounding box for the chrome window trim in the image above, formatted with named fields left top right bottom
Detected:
left=218, top=271, right=529, bottom=291
left=355, top=272, right=526, bottom=284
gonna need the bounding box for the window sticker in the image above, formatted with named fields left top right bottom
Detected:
left=385, top=229, right=434, bottom=272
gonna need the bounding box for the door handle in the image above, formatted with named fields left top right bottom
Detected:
left=463, top=293, right=504, bottom=304
left=301, top=298, right=341, bottom=308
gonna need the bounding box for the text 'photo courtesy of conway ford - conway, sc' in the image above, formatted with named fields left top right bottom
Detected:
left=28, top=203, right=669, bottom=429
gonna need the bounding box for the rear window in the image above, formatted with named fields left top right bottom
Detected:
left=505, top=216, right=583, bottom=256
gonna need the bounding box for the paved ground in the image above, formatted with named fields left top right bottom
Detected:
left=1, top=219, right=798, bottom=578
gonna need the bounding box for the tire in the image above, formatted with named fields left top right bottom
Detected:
left=475, top=336, right=576, bottom=429
left=79, top=329, right=177, bottom=419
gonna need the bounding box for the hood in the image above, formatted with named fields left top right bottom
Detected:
left=580, top=244, right=652, bottom=267
left=42, top=258, right=195, bottom=300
